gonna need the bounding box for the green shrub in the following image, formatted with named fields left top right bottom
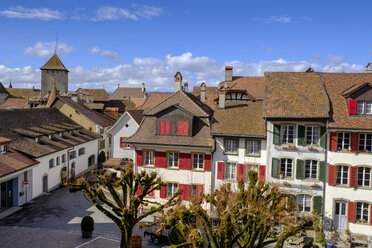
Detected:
left=81, top=216, right=94, bottom=232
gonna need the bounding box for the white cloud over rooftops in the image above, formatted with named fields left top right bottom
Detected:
left=0, top=53, right=365, bottom=93
left=0, top=6, right=63, bottom=21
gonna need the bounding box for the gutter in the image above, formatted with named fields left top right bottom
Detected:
left=212, top=133, right=266, bottom=139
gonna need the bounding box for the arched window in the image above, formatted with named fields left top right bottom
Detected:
left=88, top=155, right=95, bottom=167
left=78, top=148, right=85, bottom=156
left=49, top=159, right=55, bottom=168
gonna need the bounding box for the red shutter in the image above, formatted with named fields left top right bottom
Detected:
left=177, top=121, right=189, bottom=136
left=330, top=132, right=338, bottom=151
left=237, top=164, right=245, bottom=181
left=179, top=153, right=185, bottom=169
left=155, top=152, right=166, bottom=168
left=348, top=99, right=357, bottom=115
left=179, top=184, right=191, bottom=201
left=159, top=121, right=170, bottom=135
left=349, top=166, right=358, bottom=188
left=328, top=164, right=336, bottom=186
left=179, top=153, right=190, bottom=170
left=351, top=133, right=359, bottom=152
left=120, top=137, right=124, bottom=148
left=148, top=186, right=154, bottom=197
left=204, top=154, right=211, bottom=171
left=196, top=185, right=203, bottom=199
left=129, top=145, right=134, bottom=149
left=160, top=186, right=166, bottom=198
left=217, top=162, right=224, bottom=179
left=136, top=150, right=142, bottom=166
left=259, top=165, right=266, bottom=182
left=347, top=201, right=356, bottom=222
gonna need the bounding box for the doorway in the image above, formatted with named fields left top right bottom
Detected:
left=334, top=201, right=347, bottom=230
left=42, top=175, right=48, bottom=193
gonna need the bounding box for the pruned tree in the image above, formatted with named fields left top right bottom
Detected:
left=69, top=164, right=181, bottom=248
left=158, top=170, right=316, bottom=248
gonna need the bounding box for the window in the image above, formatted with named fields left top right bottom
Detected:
left=191, top=185, right=197, bottom=199
left=78, top=148, right=85, bottom=156
left=225, top=139, right=238, bottom=154
left=167, top=183, right=178, bottom=198
left=167, top=152, right=179, bottom=168
left=306, top=126, right=320, bottom=145
left=305, top=160, right=318, bottom=179
left=99, top=140, right=105, bottom=150
left=159, top=120, right=170, bottom=135
left=49, top=159, right=55, bottom=168
left=336, top=165, right=349, bottom=185
left=69, top=150, right=76, bottom=160
left=281, top=125, right=294, bottom=144
left=192, top=153, right=204, bottom=170
left=56, top=156, right=60, bottom=166
left=99, top=128, right=104, bottom=134
left=337, top=133, right=350, bottom=150
left=0, top=145, right=6, bottom=154
left=62, top=154, right=66, bottom=163
left=359, top=133, right=372, bottom=152
left=224, top=162, right=237, bottom=180
left=245, top=164, right=259, bottom=181
left=88, top=155, right=95, bottom=166
left=297, top=194, right=311, bottom=212
left=356, top=100, right=372, bottom=115
left=246, top=140, right=260, bottom=155
left=144, top=150, right=154, bottom=166
left=177, top=121, right=189, bottom=136
left=356, top=202, right=369, bottom=223
left=280, top=158, right=293, bottom=178
left=358, top=167, right=371, bottom=187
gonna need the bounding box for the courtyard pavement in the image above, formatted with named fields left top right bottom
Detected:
left=0, top=187, right=162, bottom=248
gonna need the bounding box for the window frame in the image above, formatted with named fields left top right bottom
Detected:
left=304, top=159, right=318, bottom=179
left=224, top=162, right=237, bottom=180
left=280, top=124, right=295, bottom=145
left=49, top=158, right=55, bottom=168
left=62, top=154, right=66, bottom=163
left=357, top=166, right=371, bottom=187
left=192, top=153, right=204, bottom=170
left=246, top=140, right=260, bottom=156
left=143, top=150, right=155, bottom=167
left=69, top=150, right=76, bottom=160
left=245, top=163, right=259, bottom=181
left=337, top=132, right=350, bottom=151
left=356, top=100, right=372, bottom=115
left=167, top=151, right=179, bottom=169
left=224, top=138, right=239, bottom=155
left=305, top=125, right=320, bottom=146
left=279, top=158, right=293, bottom=178
left=167, top=182, right=178, bottom=198
left=297, top=194, right=312, bottom=213
left=336, top=165, right=349, bottom=185
left=356, top=202, right=370, bottom=223
left=359, top=133, right=372, bottom=152
left=78, top=147, right=85, bottom=156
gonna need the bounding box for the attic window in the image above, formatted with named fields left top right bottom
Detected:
left=35, top=137, right=39, bottom=143
left=357, top=100, right=372, bottom=115
left=0, top=145, right=6, bottom=154
left=159, top=120, right=170, bottom=135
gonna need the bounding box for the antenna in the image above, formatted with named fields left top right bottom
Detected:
left=55, top=32, right=59, bottom=55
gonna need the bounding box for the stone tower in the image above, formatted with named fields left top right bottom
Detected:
left=40, top=54, right=68, bottom=98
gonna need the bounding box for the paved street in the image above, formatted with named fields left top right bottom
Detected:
left=0, top=187, right=162, bottom=248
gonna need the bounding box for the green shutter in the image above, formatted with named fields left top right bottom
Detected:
left=320, top=126, right=327, bottom=148
left=319, top=161, right=326, bottom=181
left=272, top=158, right=279, bottom=178
left=273, top=124, right=280, bottom=145
left=313, top=196, right=322, bottom=214
left=296, top=159, right=304, bottom=179
left=298, top=125, right=305, bottom=146
left=288, top=195, right=297, bottom=212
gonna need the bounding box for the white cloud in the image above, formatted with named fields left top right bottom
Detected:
left=0, top=6, right=63, bottom=21
left=0, top=53, right=366, bottom=93
left=94, top=5, right=162, bottom=21
left=24, top=42, right=75, bottom=58
left=254, top=15, right=292, bottom=24
left=90, top=46, right=119, bottom=62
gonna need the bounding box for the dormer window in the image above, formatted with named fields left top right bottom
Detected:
left=49, top=135, right=52, bottom=140
left=0, top=145, right=6, bottom=154
left=177, top=121, right=188, bottom=136
left=356, top=100, right=372, bottom=115
left=35, top=137, right=39, bottom=143
left=159, top=120, right=170, bottom=135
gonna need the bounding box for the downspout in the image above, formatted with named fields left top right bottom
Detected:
left=322, top=119, right=329, bottom=226
left=210, top=116, right=216, bottom=214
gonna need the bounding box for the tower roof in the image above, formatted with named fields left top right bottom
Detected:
left=40, top=54, right=69, bottom=71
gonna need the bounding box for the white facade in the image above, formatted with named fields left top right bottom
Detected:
left=325, top=130, right=372, bottom=235
left=213, top=136, right=266, bottom=192
left=32, top=140, right=98, bottom=198
left=109, top=112, right=140, bottom=160
left=97, top=126, right=112, bottom=160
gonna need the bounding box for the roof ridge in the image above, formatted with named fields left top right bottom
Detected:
left=144, top=91, right=177, bottom=115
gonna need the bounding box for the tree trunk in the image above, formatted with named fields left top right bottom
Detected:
left=120, top=229, right=133, bottom=248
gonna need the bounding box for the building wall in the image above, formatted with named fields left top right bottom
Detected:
left=41, top=69, right=68, bottom=97
left=325, top=134, right=372, bottom=235
left=213, top=136, right=266, bottom=192
left=53, top=100, right=97, bottom=132
left=32, top=140, right=98, bottom=198
left=110, top=113, right=139, bottom=160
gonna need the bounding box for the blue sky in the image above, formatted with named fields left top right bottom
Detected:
left=0, top=0, right=371, bottom=92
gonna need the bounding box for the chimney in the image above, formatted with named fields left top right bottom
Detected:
left=218, top=89, right=226, bottom=109
left=184, top=82, right=188, bottom=92
left=174, top=72, right=182, bottom=92
left=200, top=82, right=206, bottom=103
left=365, top=63, right=372, bottom=73
left=225, top=66, right=233, bottom=82
left=9, top=81, right=12, bottom=88
left=141, top=82, right=145, bottom=93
